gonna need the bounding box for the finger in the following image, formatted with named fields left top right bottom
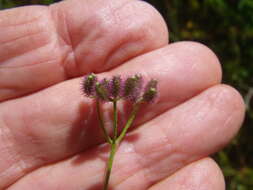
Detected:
left=7, top=85, right=244, bottom=190
left=0, top=42, right=221, bottom=188
left=0, top=0, right=168, bottom=101
left=149, top=158, right=225, bottom=190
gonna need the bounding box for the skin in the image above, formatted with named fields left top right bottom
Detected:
left=0, top=0, right=245, bottom=189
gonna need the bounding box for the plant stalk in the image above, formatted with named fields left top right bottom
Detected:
left=103, top=141, right=117, bottom=190
left=97, top=100, right=112, bottom=144
left=113, top=100, right=118, bottom=140
left=116, top=102, right=141, bottom=144
left=103, top=101, right=141, bottom=190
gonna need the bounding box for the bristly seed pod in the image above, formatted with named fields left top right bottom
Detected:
left=95, top=80, right=110, bottom=101
left=82, top=73, right=158, bottom=103
left=82, top=73, right=97, bottom=97
left=110, top=76, right=122, bottom=99
left=123, top=74, right=143, bottom=102
left=142, top=79, right=158, bottom=102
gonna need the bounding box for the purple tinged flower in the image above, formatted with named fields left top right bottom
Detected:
left=82, top=73, right=97, bottom=97
left=101, top=78, right=110, bottom=90
left=110, top=76, right=122, bottom=99
left=123, top=74, right=143, bottom=102
left=82, top=73, right=158, bottom=103
left=142, top=79, right=158, bottom=102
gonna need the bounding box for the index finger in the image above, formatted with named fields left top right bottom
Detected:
left=0, top=0, right=168, bottom=102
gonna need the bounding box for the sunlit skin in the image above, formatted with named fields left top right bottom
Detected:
left=0, top=0, right=245, bottom=189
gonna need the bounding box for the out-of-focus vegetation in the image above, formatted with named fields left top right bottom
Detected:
left=0, top=0, right=55, bottom=8
left=147, top=1, right=253, bottom=189
left=0, top=0, right=252, bottom=189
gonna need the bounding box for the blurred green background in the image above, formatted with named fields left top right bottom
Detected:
left=0, top=0, right=252, bottom=189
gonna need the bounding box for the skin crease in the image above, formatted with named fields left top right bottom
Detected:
left=0, top=0, right=245, bottom=189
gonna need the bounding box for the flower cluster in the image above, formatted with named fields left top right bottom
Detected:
left=82, top=73, right=158, bottom=103
left=81, top=73, right=159, bottom=190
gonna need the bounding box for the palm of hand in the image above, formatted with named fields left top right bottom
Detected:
left=0, top=0, right=244, bottom=189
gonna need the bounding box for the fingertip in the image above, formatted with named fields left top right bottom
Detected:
left=149, top=158, right=225, bottom=190
left=168, top=41, right=222, bottom=84
left=204, top=158, right=226, bottom=190
left=208, top=84, right=246, bottom=136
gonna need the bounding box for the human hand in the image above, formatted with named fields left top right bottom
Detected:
left=0, top=0, right=245, bottom=189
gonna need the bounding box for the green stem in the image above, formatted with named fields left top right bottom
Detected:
left=113, top=100, right=118, bottom=140
left=116, top=102, right=141, bottom=144
left=103, top=100, right=142, bottom=190
left=103, top=142, right=117, bottom=190
left=97, top=100, right=112, bottom=144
